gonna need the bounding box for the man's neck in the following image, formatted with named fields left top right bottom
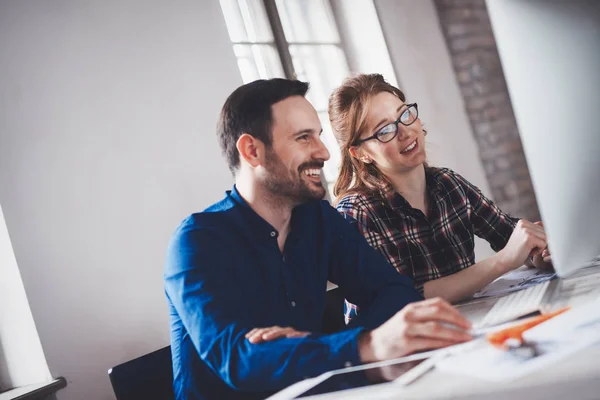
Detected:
left=387, top=164, right=428, bottom=212
left=235, top=176, right=294, bottom=241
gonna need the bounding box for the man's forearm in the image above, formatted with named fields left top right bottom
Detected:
left=203, top=326, right=365, bottom=392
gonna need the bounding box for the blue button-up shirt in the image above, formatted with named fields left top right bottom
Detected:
left=164, top=187, right=422, bottom=400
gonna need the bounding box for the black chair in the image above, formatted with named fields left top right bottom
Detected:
left=108, top=346, right=174, bottom=400
left=321, top=287, right=347, bottom=333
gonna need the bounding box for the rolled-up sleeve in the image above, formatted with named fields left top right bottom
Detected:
left=450, top=170, right=519, bottom=252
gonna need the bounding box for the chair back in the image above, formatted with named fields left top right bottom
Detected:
left=108, top=346, right=174, bottom=400
left=322, top=287, right=346, bottom=333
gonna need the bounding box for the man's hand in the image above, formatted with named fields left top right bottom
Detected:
left=358, top=298, right=472, bottom=364
left=245, top=326, right=310, bottom=344
left=497, top=219, right=548, bottom=273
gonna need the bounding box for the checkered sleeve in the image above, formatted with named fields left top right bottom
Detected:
left=337, top=193, right=410, bottom=323
left=448, top=169, right=519, bottom=252
left=337, top=194, right=386, bottom=251
left=337, top=194, right=373, bottom=324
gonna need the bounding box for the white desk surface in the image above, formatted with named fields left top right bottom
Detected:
left=285, top=266, right=600, bottom=400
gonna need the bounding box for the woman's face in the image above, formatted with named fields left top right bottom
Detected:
left=352, top=92, right=427, bottom=175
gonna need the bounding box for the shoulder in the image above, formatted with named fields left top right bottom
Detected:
left=336, top=191, right=380, bottom=214
left=429, top=166, right=475, bottom=191
left=429, top=166, right=460, bottom=183
left=169, top=197, right=236, bottom=248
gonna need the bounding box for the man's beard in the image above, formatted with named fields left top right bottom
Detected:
left=263, top=149, right=326, bottom=204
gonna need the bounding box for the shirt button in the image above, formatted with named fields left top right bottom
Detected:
left=344, top=361, right=352, bottom=368
left=270, top=231, right=277, bottom=237
left=290, top=301, right=296, bottom=307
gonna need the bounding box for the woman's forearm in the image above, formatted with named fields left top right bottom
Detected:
left=423, top=253, right=510, bottom=303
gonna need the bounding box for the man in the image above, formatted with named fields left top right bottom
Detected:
left=164, top=79, right=472, bottom=400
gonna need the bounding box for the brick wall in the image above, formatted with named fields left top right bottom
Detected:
left=434, top=0, right=540, bottom=221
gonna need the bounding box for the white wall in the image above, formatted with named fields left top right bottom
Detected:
left=0, top=1, right=240, bottom=399
left=330, top=0, right=398, bottom=87
left=374, top=0, right=496, bottom=261
left=0, top=204, right=51, bottom=390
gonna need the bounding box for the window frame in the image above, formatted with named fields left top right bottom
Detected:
left=261, top=0, right=351, bottom=82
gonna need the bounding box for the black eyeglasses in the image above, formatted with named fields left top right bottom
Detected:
left=354, top=103, right=419, bottom=145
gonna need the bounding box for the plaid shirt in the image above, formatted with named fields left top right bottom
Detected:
left=337, top=167, right=519, bottom=323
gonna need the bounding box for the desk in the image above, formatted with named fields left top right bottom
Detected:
left=274, top=266, right=600, bottom=399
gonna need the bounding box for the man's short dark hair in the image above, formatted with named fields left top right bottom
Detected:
left=217, top=78, right=310, bottom=174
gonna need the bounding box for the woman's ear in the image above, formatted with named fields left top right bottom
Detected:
left=349, top=146, right=373, bottom=164
left=236, top=133, right=264, bottom=168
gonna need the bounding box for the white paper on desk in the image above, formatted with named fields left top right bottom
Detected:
left=523, top=296, right=600, bottom=342
left=473, top=268, right=556, bottom=299
left=436, top=332, right=600, bottom=382
left=265, top=374, right=332, bottom=400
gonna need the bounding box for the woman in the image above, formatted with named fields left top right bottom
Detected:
left=328, top=74, right=551, bottom=316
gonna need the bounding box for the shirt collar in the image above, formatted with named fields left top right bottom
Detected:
left=225, top=185, right=303, bottom=240
left=227, top=185, right=281, bottom=241
left=379, top=167, right=443, bottom=211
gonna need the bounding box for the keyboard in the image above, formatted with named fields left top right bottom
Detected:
left=477, top=280, right=551, bottom=328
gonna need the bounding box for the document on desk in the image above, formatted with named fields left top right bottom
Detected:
left=523, top=296, right=600, bottom=342
left=437, top=301, right=600, bottom=382
left=436, top=332, right=600, bottom=382
left=473, top=268, right=555, bottom=299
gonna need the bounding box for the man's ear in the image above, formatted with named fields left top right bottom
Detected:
left=236, top=133, right=264, bottom=168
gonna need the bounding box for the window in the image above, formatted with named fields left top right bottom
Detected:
left=220, top=0, right=351, bottom=195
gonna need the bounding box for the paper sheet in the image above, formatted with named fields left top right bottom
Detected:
left=473, top=268, right=556, bottom=299
left=436, top=332, right=600, bottom=382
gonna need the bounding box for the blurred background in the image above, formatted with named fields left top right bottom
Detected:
left=0, top=1, right=540, bottom=399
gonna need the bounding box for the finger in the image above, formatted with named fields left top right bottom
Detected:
left=406, top=299, right=472, bottom=330
left=245, top=328, right=259, bottom=338
left=258, top=326, right=288, bottom=339
left=525, top=233, right=547, bottom=250
left=421, top=298, right=471, bottom=327
left=262, top=327, right=295, bottom=340
left=543, top=255, right=552, bottom=263
left=286, top=331, right=310, bottom=338
left=524, top=226, right=547, bottom=241
left=407, top=321, right=472, bottom=342
left=530, top=247, right=543, bottom=257
left=247, top=329, right=270, bottom=344
left=542, top=248, right=550, bottom=257
left=247, top=326, right=280, bottom=343
left=404, top=337, right=468, bottom=355
left=521, top=219, right=543, bottom=230
left=247, top=327, right=270, bottom=341
left=410, top=297, right=462, bottom=318
left=520, top=220, right=546, bottom=238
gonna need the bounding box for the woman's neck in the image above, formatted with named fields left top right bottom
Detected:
left=387, top=164, right=428, bottom=214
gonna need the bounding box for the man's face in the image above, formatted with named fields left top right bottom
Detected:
left=261, top=96, right=330, bottom=204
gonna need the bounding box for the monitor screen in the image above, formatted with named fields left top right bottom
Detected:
left=487, top=0, right=600, bottom=277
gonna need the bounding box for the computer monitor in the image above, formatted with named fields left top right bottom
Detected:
left=486, top=0, right=600, bottom=277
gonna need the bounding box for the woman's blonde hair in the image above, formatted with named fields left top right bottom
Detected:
left=329, top=74, right=406, bottom=201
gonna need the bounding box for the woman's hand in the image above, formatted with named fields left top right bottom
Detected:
left=498, top=219, right=548, bottom=272
left=531, top=221, right=554, bottom=270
